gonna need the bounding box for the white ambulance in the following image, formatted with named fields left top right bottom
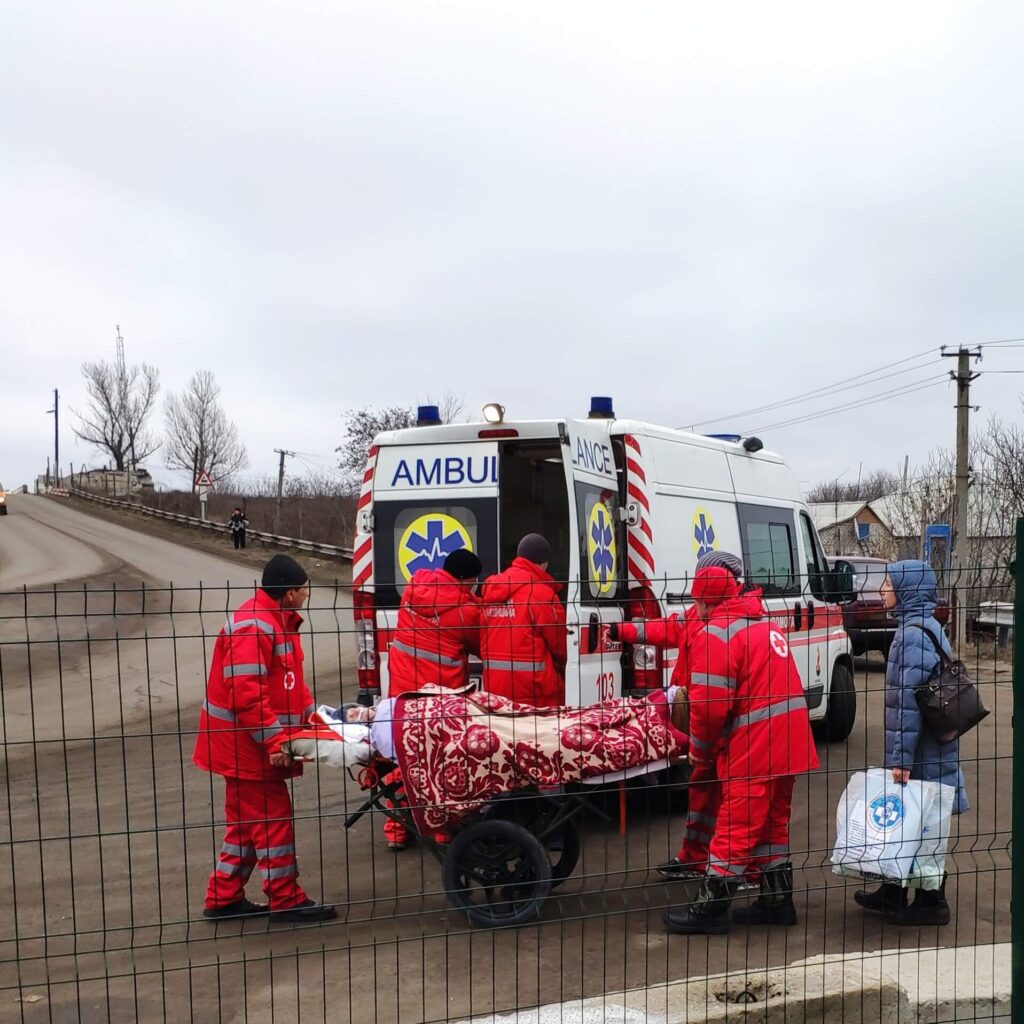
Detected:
left=351, top=398, right=856, bottom=741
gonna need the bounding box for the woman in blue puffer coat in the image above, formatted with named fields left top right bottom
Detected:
left=854, top=560, right=967, bottom=926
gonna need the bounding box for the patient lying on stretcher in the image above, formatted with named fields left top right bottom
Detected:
left=277, top=686, right=688, bottom=833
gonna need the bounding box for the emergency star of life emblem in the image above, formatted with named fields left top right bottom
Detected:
left=692, top=508, right=718, bottom=557
left=587, top=500, right=617, bottom=596
left=869, top=793, right=905, bottom=831
left=398, top=513, right=473, bottom=582
left=769, top=631, right=789, bottom=657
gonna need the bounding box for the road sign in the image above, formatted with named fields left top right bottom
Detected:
left=194, top=470, right=214, bottom=488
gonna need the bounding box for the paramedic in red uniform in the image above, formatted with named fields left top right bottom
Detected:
left=194, top=555, right=336, bottom=922
left=664, top=559, right=818, bottom=935
left=481, top=533, right=567, bottom=707
left=381, top=547, right=483, bottom=850
left=608, top=551, right=757, bottom=879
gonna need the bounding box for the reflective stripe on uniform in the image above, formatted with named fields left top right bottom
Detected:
left=221, top=842, right=256, bottom=859
left=262, top=864, right=298, bottom=880
left=630, top=623, right=647, bottom=643
left=203, top=700, right=236, bottom=723
left=216, top=861, right=248, bottom=877
left=303, top=704, right=315, bottom=719
left=273, top=642, right=294, bottom=656
left=279, top=714, right=304, bottom=725
left=752, top=843, right=789, bottom=867
left=250, top=723, right=284, bottom=744
left=484, top=659, right=548, bottom=673
left=256, top=844, right=295, bottom=860
left=222, top=662, right=269, bottom=678
left=709, top=855, right=747, bottom=876
left=225, top=617, right=275, bottom=636
left=682, top=825, right=713, bottom=842
left=705, top=620, right=752, bottom=643
left=690, top=735, right=713, bottom=751
left=730, top=696, right=806, bottom=732
left=390, top=640, right=463, bottom=667
left=691, top=673, right=738, bottom=691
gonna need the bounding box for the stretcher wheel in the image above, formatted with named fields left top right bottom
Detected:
left=442, top=819, right=552, bottom=928
left=547, top=820, right=581, bottom=889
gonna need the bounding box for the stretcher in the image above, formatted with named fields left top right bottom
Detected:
left=342, top=754, right=675, bottom=928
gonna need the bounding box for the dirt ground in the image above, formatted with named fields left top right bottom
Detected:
left=0, top=494, right=1012, bottom=1024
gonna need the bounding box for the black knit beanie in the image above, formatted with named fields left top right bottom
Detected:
left=517, top=533, right=552, bottom=564
left=261, top=554, right=309, bottom=599
left=444, top=548, right=483, bottom=580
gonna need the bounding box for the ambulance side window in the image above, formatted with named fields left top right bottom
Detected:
left=737, top=503, right=800, bottom=598
left=574, top=482, right=621, bottom=603
left=799, top=511, right=829, bottom=601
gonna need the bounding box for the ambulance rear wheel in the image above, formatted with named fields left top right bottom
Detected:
left=815, top=661, right=856, bottom=742
left=443, top=820, right=552, bottom=928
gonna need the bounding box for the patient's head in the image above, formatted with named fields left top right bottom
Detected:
left=339, top=702, right=375, bottom=724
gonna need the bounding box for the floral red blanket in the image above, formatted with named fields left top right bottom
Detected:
left=392, top=689, right=687, bottom=833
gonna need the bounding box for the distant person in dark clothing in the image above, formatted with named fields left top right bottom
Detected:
left=228, top=507, right=249, bottom=549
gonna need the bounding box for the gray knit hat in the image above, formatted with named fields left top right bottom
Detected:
left=696, top=549, right=744, bottom=581
left=517, top=533, right=552, bottom=564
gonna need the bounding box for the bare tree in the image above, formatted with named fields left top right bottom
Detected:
left=806, top=469, right=900, bottom=503
left=164, top=371, right=249, bottom=491
left=336, top=393, right=466, bottom=483
left=73, top=329, right=160, bottom=470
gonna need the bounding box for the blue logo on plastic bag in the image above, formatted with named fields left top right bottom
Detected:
left=868, top=793, right=905, bottom=831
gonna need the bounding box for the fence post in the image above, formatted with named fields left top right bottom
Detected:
left=1014, top=517, right=1023, bottom=1023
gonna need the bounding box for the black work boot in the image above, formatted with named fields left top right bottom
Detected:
left=732, top=862, right=798, bottom=926
left=854, top=881, right=907, bottom=917
left=664, top=875, right=735, bottom=935
left=895, top=875, right=951, bottom=927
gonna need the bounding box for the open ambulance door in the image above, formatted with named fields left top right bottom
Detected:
left=559, top=420, right=625, bottom=706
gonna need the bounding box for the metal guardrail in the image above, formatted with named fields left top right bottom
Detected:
left=60, top=486, right=354, bottom=561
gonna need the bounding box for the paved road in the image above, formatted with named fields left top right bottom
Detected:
left=0, top=494, right=1011, bottom=1024
left=0, top=494, right=355, bottom=747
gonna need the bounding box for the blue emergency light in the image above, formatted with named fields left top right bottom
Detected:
left=588, top=396, right=615, bottom=419
left=416, top=405, right=442, bottom=426
left=705, top=433, right=742, bottom=442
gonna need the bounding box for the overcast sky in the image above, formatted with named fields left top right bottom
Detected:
left=2, top=1, right=1022, bottom=494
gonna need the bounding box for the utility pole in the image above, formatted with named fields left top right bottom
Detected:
left=46, top=388, right=59, bottom=486
left=273, top=448, right=295, bottom=534
left=941, top=345, right=981, bottom=650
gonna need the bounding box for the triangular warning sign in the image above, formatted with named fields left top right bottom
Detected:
left=195, top=471, right=213, bottom=487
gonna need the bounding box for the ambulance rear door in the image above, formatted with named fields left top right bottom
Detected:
left=560, top=420, right=626, bottom=706
left=370, top=441, right=501, bottom=695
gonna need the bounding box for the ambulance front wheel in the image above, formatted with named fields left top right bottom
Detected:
left=814, top=661, right=856, bottom=742
left=442, top=819, right=552, bottom=928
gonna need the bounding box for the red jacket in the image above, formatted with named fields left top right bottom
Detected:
left=387, top=568, right=483, bottom=696
left=687, top=592, right=818, bottom=781
left=481, top=558, right=567, bottom=708
left=621, top=589, right=768, bottom=690
left=193, top=590, right=315, bottom=781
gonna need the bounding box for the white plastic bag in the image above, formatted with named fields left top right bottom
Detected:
left=831, top=768, right=948, bottom=883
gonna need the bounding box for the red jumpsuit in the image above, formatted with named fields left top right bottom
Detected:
left=480, top=558, right=566, bottom=708
left=687, top=592, right=818, bottom=883
left=384, top=568, right=482, bottom=844
left=193, top=589, right=316, bottom=910
left=619, top=604, right=720, bottom=866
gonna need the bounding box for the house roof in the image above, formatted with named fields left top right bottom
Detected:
left=806, top=501, right=870, bottom=532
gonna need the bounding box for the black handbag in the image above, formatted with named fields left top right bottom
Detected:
left=911, top=626, right=990, bottom=743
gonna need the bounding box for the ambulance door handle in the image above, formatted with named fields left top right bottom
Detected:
left=587, top=613, right=600, bottom=653
left=793, top=602, right=803, bottom=630
left=807, top=601, right=816, bottom=630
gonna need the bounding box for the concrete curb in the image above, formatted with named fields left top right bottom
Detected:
left=453, top=943, right=1009, bottom=1024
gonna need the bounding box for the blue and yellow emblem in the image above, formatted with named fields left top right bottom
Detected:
left=692, top=507, right=718, bottom=558
left=587, top=500, right=617, bottom=596
left=398, top=513, right=473, bottom=582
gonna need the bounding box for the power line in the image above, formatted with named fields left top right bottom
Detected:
left=741, top=374, right=949, bottom=433
left=689, top=347, right=937, bottom=428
